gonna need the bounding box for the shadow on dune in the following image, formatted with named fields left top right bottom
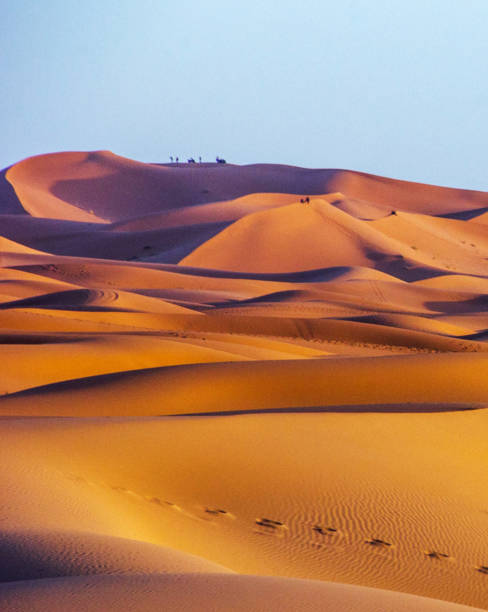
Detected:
left=0, top=214, right=102, bottom=251
left=214, top=289, right=315, bottom=307
left=50, top=165, right=341, bottom=219
left=439, top=207, right=488, bottom=221
left=0, top=168, right=25, bottom=214
left=0, top=214, right=228, bottom=261
left=365, top=252, right=449, bottom=282
left=51, top=172, right=181, bottom=216
left=425, top=295, right=488, bottom=314
left=0, top=529, right=228, bottom=582
left=170, top=403, right=486, bottom=417
left=166, top=265, right=357, bottom=283
left=462, top=330, right=488, bottom=342
left=0, top=333, right=90, bottom=345
left=0, top=289, right=133, bottom=313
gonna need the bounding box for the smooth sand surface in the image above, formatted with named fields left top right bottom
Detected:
left=1, top=151, right=487, bottom=610
left=1, top=575, right=485, bottom=612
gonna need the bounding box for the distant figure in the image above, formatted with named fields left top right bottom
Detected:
left=188, top=157, right=196, bottom=163
left=306, top=196, right=310, bottom=203
left=199, top=156, right=202, bottom=163
left=176, top=157, right=179, bottom=164
left=216, top=156, right=226, bottom=164
left=301, top=196, right=310, bottom=203
left=170, top=156, right=174, bottom=163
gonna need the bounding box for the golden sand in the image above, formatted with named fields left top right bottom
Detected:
left=0, top=152, right=487, bottom=610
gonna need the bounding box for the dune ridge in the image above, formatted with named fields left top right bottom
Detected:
left=1, top=151, right=487, bottom=611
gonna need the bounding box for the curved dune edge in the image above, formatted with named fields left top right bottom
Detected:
left=6, top=151, right=488, bottom=223
left=0, top=529, right=232, bottom=582
left=0, top=574, right=484, bottom=612
left=1, top=353, right=487, bottom=417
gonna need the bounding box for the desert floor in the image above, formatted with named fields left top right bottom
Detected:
left=1, top=151, right=487, bottom=610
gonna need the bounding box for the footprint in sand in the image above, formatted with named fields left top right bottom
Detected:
left=205, top=508, right=228, bottom=516
left=366, top=538, right=392, bottom=548
left=313, top=525, right=338, bottom=536
left=110, top=485, right=141, bottom=500
left=147, top=496, right=180, bottom=509
left=254, top=518, right=288, bottom=536
left=112, top=488, right=185, bottom=514
left=203, top=507, right=236, bottom=521
left=425, top=551, right=451, bottom=560
left=256, top=518, right=286, bottom=528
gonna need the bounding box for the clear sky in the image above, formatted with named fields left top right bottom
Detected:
left=2, top=0, right=488, bottom=189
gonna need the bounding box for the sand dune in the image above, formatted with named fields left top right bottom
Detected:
left=1, top=575, right=485, bottom=612
left=1, top=352, right=487, bottom=416
left=0, top=530, right=231, bottom=582
left=7, top=151, right=488, bottom=223
left=180, top=199, right=405, bottom=272
left=2, top=410, right=488, bottom=608
left=1, top=151, right=487, bottom=610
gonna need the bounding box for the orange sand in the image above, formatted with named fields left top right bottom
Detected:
left=1, top=151, right=487, bottom=610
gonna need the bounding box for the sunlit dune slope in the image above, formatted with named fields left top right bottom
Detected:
left=2, top=409, right=488, bottom=608
left=180, top=200, right=402, bottom=272
left=1, top=352, right=486, bottom=417
left=1, top=151, right=487, bottom=611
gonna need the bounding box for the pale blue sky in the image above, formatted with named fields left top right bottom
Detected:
left=2, top=0, right=488, bottom=189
